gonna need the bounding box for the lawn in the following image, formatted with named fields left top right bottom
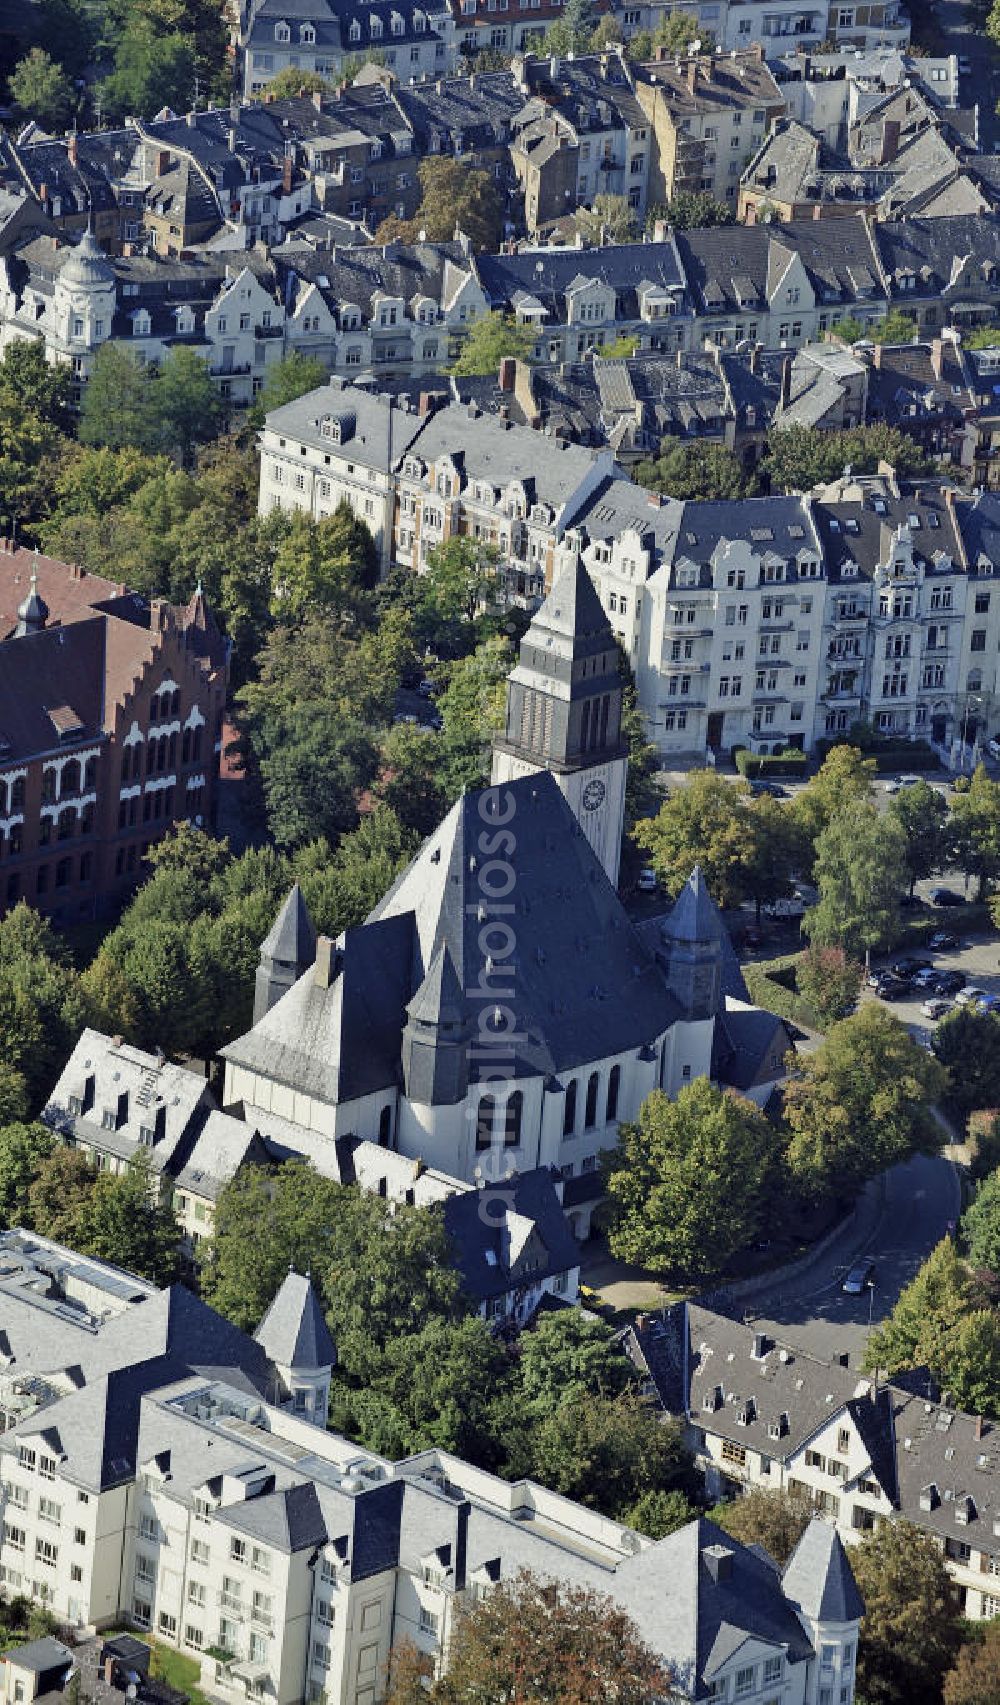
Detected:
left=107, top=1632, right=212, bottom=1705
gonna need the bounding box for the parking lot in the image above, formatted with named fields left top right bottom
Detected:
left=863, top=928, right=1000, bottom=1047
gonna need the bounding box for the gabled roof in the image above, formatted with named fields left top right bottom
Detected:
left=443, top=1169, right=580, bottom=1301
left=782, top=1520, right=865, bottom=1624
left=523, top=557, right=615, bottom=663
left=255, top=1271, right=336, bottom=1371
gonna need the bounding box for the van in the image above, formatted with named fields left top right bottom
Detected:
left=988, top=737, right=1000, bottom=761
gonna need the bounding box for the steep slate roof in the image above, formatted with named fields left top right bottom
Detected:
left=782, top=1521, right=865, bottom=1624
left=261, top=884, right=317, bottom=966
left=255, top=1271, right=336, bottom=1370
left=676, top=215, right=886, bottom=316
left=477, top=240, right=685, bottom=324
left=811, top=478, right=962, bottom=583
left=443, top=1169, right=580, bottom=1301
left=712, top=1001, right=792, bottom=1094
left=614, top=1516, right=816, bottom=1686
left=875, top=213, right=1000, bottom=299
left=215, top=1481, right=330, bottom=1552
left=261, top=376, right=426, bottom=470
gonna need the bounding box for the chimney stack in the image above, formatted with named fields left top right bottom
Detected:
left=499, top=357, right=516, bottom=391
left=314, top=936, right=337, bottom=988
left=67, top=133, right=78, bottom=167
left=975, top=1414, right=986, bottom=1440
left=282, top=153, right=293, bottom=195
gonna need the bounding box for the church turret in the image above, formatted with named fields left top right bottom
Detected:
left=400, top=943, right=471, bottom=1105
left=661, top=865, right=723, bottom=1021
left=255, top=1268, right=337, bottom=1428
left=491, top=560, right=628, bottom=886
left=14, top=557, right=48, bottom=638
left=253, top=884, right=316, bottom=1022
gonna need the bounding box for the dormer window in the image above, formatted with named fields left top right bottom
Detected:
left=132, top=309, right=151, bottom=337
left=300, top=21, right=315, bottom=41
left=370, top=14, right=383, bottom=35
left=391, top=10, right=405, bottom=32
left=349, top=17, right=361, bottom=39
left=414, top=8, right=426, bottom=27
left=274, top=20, right=290, bottom=40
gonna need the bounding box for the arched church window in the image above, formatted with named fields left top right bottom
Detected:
left=585, top=1072, right=599, bottom=1129
left=606, top=1064, right=620, bottom=1123
left=562, top=1079, right=577, bottom=1136
left=504, top=1090, right=522, bottom=1148
left=378, top=1105, right=392, bottom=1147
left=476, top=1094, right=495, bottom=1150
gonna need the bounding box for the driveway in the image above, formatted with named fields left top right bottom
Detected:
left=742, top=1151, right=961, bottom=1367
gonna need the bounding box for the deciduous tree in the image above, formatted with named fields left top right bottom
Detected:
left=791, top=744, right=877, bottom=853
left=634, top=435, right=751, bottom=500
left=764, top=422, right=929, bottom=493
left=943, top=1618, right=1000, bottom=1705
left=606, top=1080, right=781, bottom=1277
left=933, top=1007, right=1000, bottom=1120
left=633, top=770, right=758, bottom=908
left=783, top=1003, right=945, bottom=1208
left=153, top=346, right=223, bottom=465
left=375, top=158, right=503, bottom=251
left=794, top=945, right=863, bottom=1030
left=952, top=765, right=1000, bottom=900
left=713, top=1486, right=812, bottom=1566
left=888, top=777, right=949, bottom=895
left=0, top=1123, right=53, bottom=1229
left=79, top=345, right=158, bottom=453
left=804, top=799, right=905, bottom=959
left=449, top=312, right=537, bottom=376
left=248, top=352, right=328, bottom=425
left=8, top=48, right=73, bottom=127
left=850, top=1519, right=962, bottom=1705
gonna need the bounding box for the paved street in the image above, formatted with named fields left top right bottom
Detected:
left=742, top=1151, right=961, bottom=1367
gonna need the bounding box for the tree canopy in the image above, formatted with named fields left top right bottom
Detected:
left=804, top=798, right=905, bottom=959
left=374, top=158, right=503, bottom=250
left=605, top=1080, right=782, bottom=1277
left=865, top=1238, right=1000, bottom=1416
left=713, top=1485, right=812, bottom=1566
left=450, top=312, right=537, bottom=376
left=634, top=436, right=753, bottom=500
left=850, top=1519, right=962, bottom=1705
left=764, top=423, right=929, bottom=492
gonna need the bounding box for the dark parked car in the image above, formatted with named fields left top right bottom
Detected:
left=876, top=976, right=910, bottom=1000
left=930, top=887, right=964, bottom=907
left=928, top=932, right=958, bottom=950
left=890, top=957, right=933, bottom=979
left=934, top=970, right=967, bottom=996
left=751, top=780, right=787, bottom=798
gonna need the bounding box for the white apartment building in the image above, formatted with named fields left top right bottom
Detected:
left=631, top=1302, right=1000, bottom=1624
left=0, top=1231, right=863, bottom=1704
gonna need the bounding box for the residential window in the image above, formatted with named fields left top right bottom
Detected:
left=721, top=1440, right=746, bottom=1467
left=735, top=1668, right=755, bottom=1699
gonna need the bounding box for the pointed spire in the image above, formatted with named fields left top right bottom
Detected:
left=261, top=883, right=316, bottom=967
left=255, top=1270, right=336, bottom=1372
left=521, top=558, right=615, bottom=662
left=14, top=550, right=49, bottom=637
left=782, top=1519, right=865, bottom=1624
left=663, top=865, right=724, bottom=945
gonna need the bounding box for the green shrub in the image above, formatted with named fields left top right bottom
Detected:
left=733, top=748, right=809, bottom=779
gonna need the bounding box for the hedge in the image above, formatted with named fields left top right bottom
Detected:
left=742, top=951, right=821, bottom=1031
left=734, top=749, right=810, bottom=779
left=815, top=735, right=942, bottom=775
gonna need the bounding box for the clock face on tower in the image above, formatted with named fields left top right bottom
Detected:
left=582, top=778, right=607, bottom=812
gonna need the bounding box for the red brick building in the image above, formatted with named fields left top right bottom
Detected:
left=0, top=545, right=227, bottom=923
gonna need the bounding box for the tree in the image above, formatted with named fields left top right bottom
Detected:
left=248, top=352, right=328, bottom=426
left=264, top=66, right=333, bottom=98
left=605, top=1080, right=781, bottom=1277
left=804, top=798, right=905, bottom=959
left=516, top=1312, right=635, bottom=1418
left=624, top=1487, right=696, bottom=1539
left=633, top=770, right=759, bottom=909
left=933, top=1007, right=1000, bottom=1120
left=344, top=1315, right=508, bottom=1461
left=850, top=1519, right=962, bottom=1705
left=873, top=308, right=918, bottom=344
left=270, top=505, right=378, bottom=620
left=654, top=8, right=713, bottom=48
left=79, top=345, right=158, bottom=453
left=576, top=194, right=638, bottom=244
left=887, top=777, right=949, bottom=895
left=783, top=1003, right=946, bottom=1209
left=449, top=312, right=537, bottom=376
left=952, top=765, right=1000, bottom=900
left=943, top=1618, right=1000, bottom=1705
left=292, top=808, right=418, bottom=938
left=962, top=1167, right=1000, bottom=1273
left=764, top=421, right=929, bottom=492
left=648, top=191, right=733, bottom=229
left=792, top=744, right=877, bottom=854
left=400, top=1572, right=672, bottom=1705
left=76, top=1154, right=180, bottom=1284
left=434, top=635, right=512, bottom=797
left=634, top=435, right=751, bottom=500
left=8, top=48, right=73, bottom=127
left=543, top=0, right=596, bottom=55
left=0, top=341, right=73, bottom=432
left=374, top=723, right=448, bottom=837
left=201, top=1162, right=355, bottom=1330
left=865, top=1237, right=970, bottom=1383
left=713, top=1486, right=812, bottom=1566
left=100, top=25, right=196, bottom=122
left=375, top=158, right=503, bottom=251
left=417, top=536, right=500, bottom=649
left=0, top=404, right=66, bottom=534
left=829, top=314, right=863, bottom=343
left=153, top=346, right=223, bottom=465
left=27, top=1148, right=98, bottom=1247
left=0, top=903, right=88, bottom=1112
left=522, top=1394, right=691, bottom=1517
left=742, top=792, right=805, bottom=922
left=0, top=1068, right=29, bottom=1128
left=0, top=1123, right=53, bottom=1228
left=795, top=946, right=863, bottom=1030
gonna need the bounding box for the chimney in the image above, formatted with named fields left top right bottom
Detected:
left=930, top=336, right=943, bottom=379
left=702, top=1545, right=734, bottom=1584
left=150, top=597, right=169, bottom=632
left=282, top=154, right=293, bottom=195
left=499, top=356, right=516, bottom=391
left=872, top=341, right=883, bottom=369
left=154, top=148, right=170, bottom=176
left=749, top=343, right=761, bottom=374
left=686, top=60, right=698, bottom=94
left=975, top=1414, right=986, bottom=1440
left=312, top=89, right=324, bottom=110
left=186, top=110, right=197, bottom=128
left=880, top=119, right=900, bottom=165
left=39, top=183, right=48, bottom=203
left=314, top=936, right=337, bottom=988
left=67, top=133, right=78, bottom=167
left=780, top=354, right=793, bottom=408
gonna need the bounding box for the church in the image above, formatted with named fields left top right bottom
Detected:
left=220, top=561, right=791, bottom=1238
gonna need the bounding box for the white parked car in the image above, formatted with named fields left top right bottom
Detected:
left=912, top=967, right=940, bottom=989
left=955, top=985, right=988, bottom=1006
left=921, top=997, right=951, bottom=1020
left=637, top=867, right=659, bottom=893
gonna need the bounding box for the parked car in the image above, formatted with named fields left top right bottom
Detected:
left=897, top=774, right=924, bottom=788
left=928, top=932, right=958, bottom=950
left=977, top=994, right=1000, bottom=1014
left=956, top=985, right=989, bottom=1006
left=843, top=1259, right=876, bottom=1295
left=751, top=780, right=787, bottom=798
left=637, top=867, right=659, bottom=893
left=890, top=957, right=933, bottom=978
left=912, top=967, right=940, bottom=990
left=876, top=976, right=910, bottom=1000
left=930, top=887, right=965, bottom=907
left=921, top=997, right=951, bottom=1019
left=934, top=971, right=967, bottom=996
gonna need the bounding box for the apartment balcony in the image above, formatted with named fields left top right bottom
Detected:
left=210, top=362, right=251, bottom=378
left=217, top=1592, right=243, bottom=1613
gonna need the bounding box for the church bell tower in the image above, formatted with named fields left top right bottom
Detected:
left=491, top=561, right=628, bottom=886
